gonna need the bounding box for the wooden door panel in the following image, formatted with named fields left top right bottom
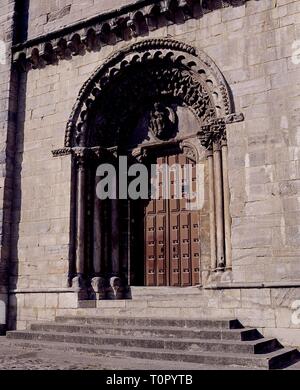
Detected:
left=170, top=213, right=180, bottom=286
left=146, top=198, right=155, bottom=214
left=145, top=214, right=155, bottom=286
left=191, top=213, right=200, bottom=285
left=156, top=214, right=167, bottom=285
left=144, top=152, right=201, bottom=287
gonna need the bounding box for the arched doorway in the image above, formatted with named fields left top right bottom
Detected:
left=56, top=38, right=244, bottom=299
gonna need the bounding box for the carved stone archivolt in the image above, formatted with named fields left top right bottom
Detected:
left=58, top=38, right=243, bottom=153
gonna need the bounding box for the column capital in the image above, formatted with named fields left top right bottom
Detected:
left=210, top=118, right=226, bottom=142
left=72, top=147, right=91, bottom=168
left=213, top=140, right=221, bottom=152
left=197, top=118, right=227, bottom=151
left=198, top=126, right=214, bottom=152
left=206, top=148, right=213, bottom=158
left=221, top=136, right=227, bottom=147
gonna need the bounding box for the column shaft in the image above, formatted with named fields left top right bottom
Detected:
left=76, top=164, right=86, bottom=276
left=111, top=198, right=120, bottom=275
left=213, top=142, right=225, bottom=270
left=93, top=180, right=102, bottom=275
left=221, top=143, right=232, bottom=269
left=207, top=150, right=217, bottom=271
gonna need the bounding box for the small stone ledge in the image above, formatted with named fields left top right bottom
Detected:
left=8, top=288, right=75, bottom=294
left=204, top=281, right=300, bottom=290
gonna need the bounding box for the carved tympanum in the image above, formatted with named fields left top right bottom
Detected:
left=77, top=61, right=215, bottom=148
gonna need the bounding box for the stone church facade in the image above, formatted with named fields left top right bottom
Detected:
left=0, top=0, right=300, bottom=348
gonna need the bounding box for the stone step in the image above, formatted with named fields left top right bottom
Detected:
left=55, top=316, right=243, bottom=329
left=29, top=322, right=262, bottom=341
left=129, top=286, right=202, bottom=300
left=6, top=330, right=282, bottom=355
left=5, top=336, right=299, bottom=369
left=130, top=286, right=201, bottom=295
left=77, top=297, right=209, bottom=307
left=7, top=314, right=300, bottom=369
left=3, top=338, right=252, bottom=370
left=59, top=304, right=237, bottom=319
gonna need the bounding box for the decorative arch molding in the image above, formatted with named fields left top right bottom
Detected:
left=55, top=39, right=244, bottom=297
left=179, top=138, right=203, bottom=163
left=62, top=38, right=239, bottom=150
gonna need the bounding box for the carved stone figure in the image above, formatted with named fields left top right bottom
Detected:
left=148, top=102, right=177, bottom=140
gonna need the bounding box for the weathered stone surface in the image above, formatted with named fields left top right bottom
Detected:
left=0, top=0, right=16, bottom=334
left=0, top=0, right=299, bottom=352
left=58, top=293, right=78, bottom=309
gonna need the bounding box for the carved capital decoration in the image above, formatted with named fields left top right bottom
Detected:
left=197, top=117, right=229, bottom=149
left=72, top=147, right=91, bottom=168
left=210, top=118, right=227, bottom=143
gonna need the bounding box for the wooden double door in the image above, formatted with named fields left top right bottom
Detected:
left=142, top=153, right=201, bottom=287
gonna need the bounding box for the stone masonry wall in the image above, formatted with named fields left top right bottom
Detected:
left=27, top=0, right=133, bottom=39
left=0, top=0, right=16, bottom=333
left=6, top=0, right=300, bottom=340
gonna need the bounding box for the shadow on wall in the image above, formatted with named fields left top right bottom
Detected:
left=6, top=0, right=30, bottom=331
left=7, top=71, right=27, bottom=331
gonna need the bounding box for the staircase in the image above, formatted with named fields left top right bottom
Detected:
left=6, top=315, right=300, bottom=369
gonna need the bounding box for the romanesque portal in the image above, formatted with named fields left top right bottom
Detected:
left=54, top=39, right=243, bottom=298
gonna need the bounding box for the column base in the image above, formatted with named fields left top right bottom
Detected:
left=72, top=275, right=89, bottom=300
left=106, top=276, right=126, bottom=300
left=0, top=325, right=6, bottom=335
left=205, top=268, right=233, bottom=288
left=206, top=269, right=224, bottom=285
left=91, top=276, right=106, bottom=300
left=220, top=269, right=233, bottom=283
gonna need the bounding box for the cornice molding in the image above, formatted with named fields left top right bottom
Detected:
left=12, top=0, right=248, bottom=70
